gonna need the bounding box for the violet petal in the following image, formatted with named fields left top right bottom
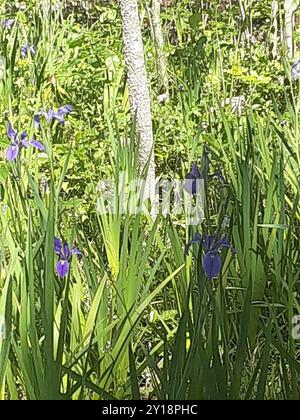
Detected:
left=56, top=259, right=69, bottom=278
left=6, top=144, right=19, bottom=161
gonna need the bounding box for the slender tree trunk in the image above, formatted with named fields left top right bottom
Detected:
left=285, top=2, right=294, bottom=58
left=119, top=0, right=156, bottom=210
left=238, top=0, right=250, bottom=43
left=271, top=1, right=279, bottom=58
left=284, top=0, right=299, bottom=58
left=295, top=10, right=300, bottom=52
left=152, top=0, right=169, bottom=99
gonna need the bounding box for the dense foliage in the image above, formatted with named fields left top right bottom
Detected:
left=0, top=0, right=299, bottom=400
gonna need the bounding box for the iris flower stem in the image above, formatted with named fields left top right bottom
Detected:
left=56, top=270, right=71, bottom=379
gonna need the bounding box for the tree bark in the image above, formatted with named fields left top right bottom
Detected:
left=271, top=1, right=279, bottom=59
left=284, top=0, right=299, bottom=58
left=295, top=10, right=300, bottom=52
left=119, top=0, right=156, bottom=210
left=152, top=0, right=169, bottom=99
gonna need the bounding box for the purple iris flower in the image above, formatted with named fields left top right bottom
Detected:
left=185, top=158, right=225, bottom=195
left=1, top=18, right=14, bottom=30
left=42, top=105, right=73, bottom=125
left=6, top=122, right=45, bottom=161
left=21, top=42, right=36, bottom=59
left=54, top=237, right=81, bottom=278
left=184, top=163, right=203, bottom=195
left=185, top=233, right=236, bottom=281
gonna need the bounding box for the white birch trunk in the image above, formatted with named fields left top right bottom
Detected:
left=119, top=0, right=156, bottom=211
left=284, top=0, right=299, bottom=58
left=271, top=1, right=279, bottom=58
